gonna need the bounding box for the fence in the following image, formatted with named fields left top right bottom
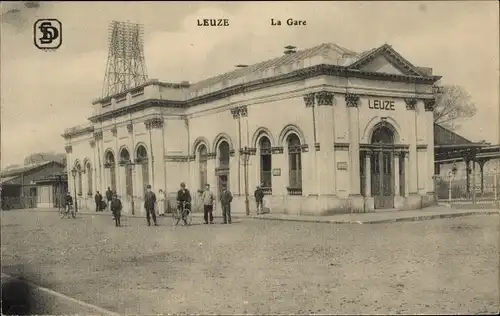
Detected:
left=434, top=171, right=499, bottom=203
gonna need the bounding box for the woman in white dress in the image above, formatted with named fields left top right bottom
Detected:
left=157, top=189, right=166, bottom=216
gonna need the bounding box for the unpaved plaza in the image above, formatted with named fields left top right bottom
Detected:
left=1, top=210, right=499, bottom=315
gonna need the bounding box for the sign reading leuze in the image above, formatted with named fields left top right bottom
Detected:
left=368, top=99, right=395, bottom=111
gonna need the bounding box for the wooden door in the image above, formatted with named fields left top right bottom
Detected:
left=373, top=151, right=394, bottom=209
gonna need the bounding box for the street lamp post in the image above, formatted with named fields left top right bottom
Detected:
left=71, top=168, right=78, bottom=212
left=240, top=146, right=250, bottom=216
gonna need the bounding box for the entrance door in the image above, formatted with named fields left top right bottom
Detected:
left=373, top=151, right=394, bottom=209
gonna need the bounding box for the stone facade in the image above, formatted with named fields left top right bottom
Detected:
left=62, top=43, right=441, bottom=215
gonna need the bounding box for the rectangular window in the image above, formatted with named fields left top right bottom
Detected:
left=260, top=154, right=272, bottom=188
left=288, top=152, right=302, bottom=188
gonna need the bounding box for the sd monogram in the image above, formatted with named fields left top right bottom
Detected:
left=34, top=19, right=62, bottom=50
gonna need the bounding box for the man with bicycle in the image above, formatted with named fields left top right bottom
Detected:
left=176, top=182, right=192, bottom=225
left=64, top=191, right=75, bottom=218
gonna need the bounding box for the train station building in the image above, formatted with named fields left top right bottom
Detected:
left=62, top=43, right=442, bottom=215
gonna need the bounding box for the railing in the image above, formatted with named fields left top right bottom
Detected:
left=434, top=171, right=499, bottom=203
left=262, top=187, right=272, bottom=195
left=286, top=187, right=303, bottom=196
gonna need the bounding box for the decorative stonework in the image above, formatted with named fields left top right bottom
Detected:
left=135, top=157, right=148, bottom=164
left=404, top=98, right=417, bottom=110
left=93, top=131, right=103, bottom=141
left=416, top=144, right=428, bottom=151
left=239, top=147, right=257, bottom=155
left=345, top=93, right=360, bottom=107
left=300, top=144, right=309, bottom=153
left=315, top=91, right=334, bottom=106
left=271, top=146, right=284, bottom=154
left=314, top=143, right=320, bottom=151
left=103, top=162, right=115, bottom=168
left=118, top=159, right=132, bottom=166
left=423, top=98, right=436, bottom=112
left=89, top=140, right=96, bottom=148
left=334, top=143, right=350, bottom=151
left=229, top=149, right=236, bottom=157
left=126, top=123, right=133, bottom=133
left=64, top=145, right=72, bottom=154
left=164, top=155, right=194, bottom=163
left=303, top=93, right=315, bottom=108
left=111, top=126, right=117, bottom=137
left=230, top=105, right=248, bottom=119
left=145, top=118, right=164, bottom=129
left=207, top=152, right=217, bottom=160
left=394, top=151, right=401, bottom=157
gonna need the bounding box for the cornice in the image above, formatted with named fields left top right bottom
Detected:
left=61, top=125, right=94, bottom=139
left=87, top=64, right=440, bottom=123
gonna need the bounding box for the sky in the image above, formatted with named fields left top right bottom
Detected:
left=1, top=1, right=499, bottom=168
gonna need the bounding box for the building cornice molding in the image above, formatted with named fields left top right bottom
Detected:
left=164, top=154, right=195, bottom=162
left=86, top=64, right=440, bottom=123
left=334, top=143, right=350, bottom=151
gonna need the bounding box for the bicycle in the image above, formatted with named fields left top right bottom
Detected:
left=60, top=204, right=76, bottom=219
left=172, top=201, right=192, bottom=226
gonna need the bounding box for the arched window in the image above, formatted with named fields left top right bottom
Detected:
left=218, top=141, right=230, bottom=169
left=259, top=137, right=272, bottom=190
left=136, top=145, right=149, bottom=190
left=287, top=134, right=302, bottom=189
left=120, top=148, right=133, bottom=198
left=76, top=163, right=83, bottom=196
left=105, top=151, right=117, bottom=192
left=198, top=145, right=208, bottom=190
left=120, top=148, right=131, bottom=163
left=86, top=161, right=92, bottom=196
left=371, top=125, right=394, bottom=144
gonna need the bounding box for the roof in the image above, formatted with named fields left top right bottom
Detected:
left=0, top=175, right=21, bottom=185
left=434, top=123, right=476, bottom=146
left=0, top=161, right=63, bottom=178
left=188, top=43, right=357, bottom=93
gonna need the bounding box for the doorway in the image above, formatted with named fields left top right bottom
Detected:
left=372, top=151, right=394, bottom=208
left=370, top=124, right=396, bottom=209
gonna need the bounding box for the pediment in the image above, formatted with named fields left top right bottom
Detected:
left=348, top=44, right=424, bottom=77
left=358, top=55, right=408, bottom=75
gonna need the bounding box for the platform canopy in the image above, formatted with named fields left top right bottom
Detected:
left=434, top=123, right=500, bottom=164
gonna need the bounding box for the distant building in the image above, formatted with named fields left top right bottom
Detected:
left=0, top=161, right=66, bottom=210
left=63, top=43, right=442, bottom=215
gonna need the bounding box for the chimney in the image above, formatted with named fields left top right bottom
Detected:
left=284, top=45, right=297, bottom=55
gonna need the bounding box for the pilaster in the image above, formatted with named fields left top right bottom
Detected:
left=346, top=93, right=361, bottom=195
left=230, top=105, right=249, bottom=196
left=424, top=98, right=436, bottom=193
left=145, top=117, right=166, bottom=192
left=364, top=151, right=372, bottom=197
left=309, top=91, right=336, bottom=195
left=93, top=130, right=104, bottom=193
left=134, top=163, right=145, bottom=214
left=271, top=147, right=286, bottom=195
left=394, top=152, right=401, bottom=196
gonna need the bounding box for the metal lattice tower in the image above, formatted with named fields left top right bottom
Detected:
left=102, top=21, right=148, bottom=98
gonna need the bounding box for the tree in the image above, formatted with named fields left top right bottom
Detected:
left=433, top=84, right=477, bottom=130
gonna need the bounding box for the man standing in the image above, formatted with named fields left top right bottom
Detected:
left=94, top=191, right=103, bottom=212
left=105, top=187, right=113, bottom=212
left=220, top=185, right=233, bottom=224
left=144, top=184, right=157, bottom=226
left=110, top=193, right=122, bottom=227
left=254, top=185, right=264, bottom=215
left=201, top=184, right=215, bottom=224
